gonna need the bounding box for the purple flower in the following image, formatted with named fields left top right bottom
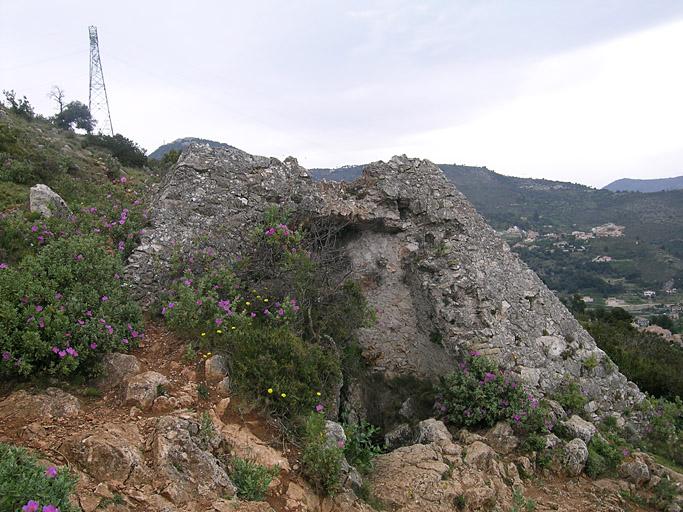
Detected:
left=196, top=299, right=203, bottom=306
left=2, top=351, right=11, bottom=361
left=120, top=176, right=127, bottom=183
left=167, top=302, right=175, bottom=309
left=101, top=295, right=109, bottom=302
left=35, top=305, right=43, bottom=313
left=58, top=350, right=67, bottom=359
left=250, top=312, right=257, bottom=318
left=90, top=342, right=97, bottom=350
left=483, top=371, right=496, bottom=383
left=52, top=346, right=60, bottom=354
left=45, top=466, right=58, bottom=478
left=337, top=439, right=345, bottom=449
left=121, top=338, right=129, bottom=345
left=263, top=308, right=270, bottom=315
left=54, top=292, right=62, bottom=300
left=0, top=262, right=8, bottom=270
left=74, top=254, right=84, bottom=262
left=183, top=279, right=193, bottom=286
left=42, top=505, right=60, bottom=512
left=622, top=449, right=630, bottom=457
left=315, top=403, right=324, bottom=412
left=469, top=350, right=481, bottom=357
left=22, top=500, right=40, bottom=512
left=85, top=310, right=93, bottom=317
left=513, top=414, right=522, bottom=423
left=38, top=318, right=45, bottom=329
left=215, top=317, right=223, bottom=326
left=118, top=241, right=125, bottom=252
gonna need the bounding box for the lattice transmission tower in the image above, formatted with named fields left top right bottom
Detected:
left=88, top=26, right=114, bottom=136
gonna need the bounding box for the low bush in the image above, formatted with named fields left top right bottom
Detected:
left=343, top=419, right=383, bottom=474
left=301, top=411, right=343, bottom=496
left=641, top=396, right=683, bottom=466
left=585, top=435, right=623, bottom=478
left=230, top=457, right=279, bottom=501
left=0, top=235, right=143, bottom=378
left=436, top=352, right=545, bottom=429
left=0, top=443, right=77, bottom=512
left=83, top=133, right=147, bottom=167
left=552, top=380, right=588, bottom=417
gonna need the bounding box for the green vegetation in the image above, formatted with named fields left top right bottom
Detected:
left=343, top=419, right=383, bottom=474
left=301, top=411, right=343, bottom=496
left=0, top=443, right=77, bottom=512
left=230, top=457, right=279, bottom=501
left=511, top=488, right=536, bottom=512
left=83, top=133, right=147, bottom=167
left=585, top=435, right=623, bottom=478
left=552, top=380, right=588, bottom=417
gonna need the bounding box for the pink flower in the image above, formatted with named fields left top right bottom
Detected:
left=0, top=262, right=8, bottom=270
left=215, top=318, right=223, bottom=326
left=121, top=338, right=129, bottom=345
left=58, top=350, right=66, bottom=359
left=337, top=439, right=345, bottom=449
left=120, top=176, right=127, bottom=183
left=51, top=346, right=60, bottom=354
left=74, top=254, right=84, bottom=262
left=90, top=342, right=97, bottom=350
left=196, top=299, right=203, bottom=306
left=42, top=505, right=60, bottom=512
left=35, top=305, right=43, bottom=313
left=54, top=292, right=62, bottom=300
left=45, top=466, right=58, bottom=478
left=31, top=225, right=38, bottom=232
left=2, top=351, right=11, bottom=361
left=85, top=310, right=93, bottom=317
left=250, top=312, right=256, bottom=318
left=22, top=500, right=40, bottom=512
left=277, top=308, right=285, bottom=317
left=101, top=295, right=109, bottom=302
left=315, top=404, right=324, bottom=412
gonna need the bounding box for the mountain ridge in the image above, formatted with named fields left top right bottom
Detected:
left=604, top=175, right=683, bottom=193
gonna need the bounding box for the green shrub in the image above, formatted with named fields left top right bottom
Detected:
left=224, top=324, right=341, bottom=418
left=552, top=380, right=587, bottom=417
left=511, top=488, right=536, bottom=512
left=231, top=457, right=279, bottom=501
left=585, top=435, right=623, bottom=478
left=343, top=419, right=383, bottom=474
left=83, top=133, right=147, bottom=167
left=0, top=235, right=142, bottom=378
left=642, top=396, right=683, bottom=466
left=0, top=443, right=77, bottom=512
left=436, top=353, right=538, bottom=428
left=301, top=412, right=343, bottom=496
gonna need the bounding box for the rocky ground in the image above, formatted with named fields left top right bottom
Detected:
left=1, top=323, right=679, bottom=512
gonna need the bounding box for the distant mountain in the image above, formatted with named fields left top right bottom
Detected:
left=148, top=137, right=236, bottom=160
left=604, top=175, right=683, bottom=193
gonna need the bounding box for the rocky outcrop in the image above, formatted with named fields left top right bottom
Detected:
left=0, top=388, right=80, bottom=425
left=29, top=183, right=71, bottom=218
left=125, top=370, right=169, bottom=409
left=127, top=145, right=643, bottom=423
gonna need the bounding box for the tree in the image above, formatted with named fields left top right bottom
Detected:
left=2, top=90, right=34, bottom=120
left=54, top=101, right=95, bottom=133
left=84, top=133, right=147, bottom=167
left=47, top=85, right=66, bottom=113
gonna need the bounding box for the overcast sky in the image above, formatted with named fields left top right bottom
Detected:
left=2, top=1, right=683, bottom=187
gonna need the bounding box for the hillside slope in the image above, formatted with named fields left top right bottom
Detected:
left=148, top=137, right=236, bottom=159
left=604, top=175, right=683, bottom=193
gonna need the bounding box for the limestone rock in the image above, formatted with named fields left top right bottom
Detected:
left=560, top=415, right=597, bottom=443
left=562, top=438, right=588, bottom=476
left=464, top=441, right=497, bottom=470
left=205, top=354, right=228, bottom=382
left=219, top=415, right=290, bottom=470
left=96, top=352, right=141, bottom=390
left=151, top=414, right=236, bottom=504
left=60, top=423, right=148, bottom=484
left=619, top=459, right=650, bottom=485
left=29, top=184, right=71, bottom=218
left=384, top=423, right=414, bottom=449
left=0, top=387, right=80, bottom=425
left=125, top=371, right=169, bottom=409
left=127, top=145, right=644, bottom=422
left=325, top=420, right=347, bottom=449
left=415, top=418, right=453, bottom=445
left=485, top=421, right=519, bottom=454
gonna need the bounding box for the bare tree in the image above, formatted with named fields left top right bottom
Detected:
left=47, top=85, right=66, bottom=113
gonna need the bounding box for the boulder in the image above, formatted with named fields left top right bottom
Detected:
left=562, top=438, right=589, bottom=476
left=151, top=414, right=236, bottom=504
left=415, top=418, right=453, bottom=445
left=29, top=184, right=71, bottom=217
left=485, top=421, right=519, bottom=454
left=205, top=354, right=228, bottom=382
left=560, top=415, right=597, bottom=443
left=619, top=459, right=650, bottom=485
left=0, top=388, right=80, bottom=425
left=325, top=420, right=347, bottom=449
left=60, top=423, right=148, bottom=483
left=125, top=371, right=169, bottom=409
left=464, top=441, right=497, bottom=470
left=384, top=423, right=414, bottom=449
left=96, top=352, right=141, bottom=389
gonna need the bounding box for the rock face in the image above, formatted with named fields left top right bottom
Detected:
left=125, top=371, right=169, bottom=409
left=29, top=184, right=71, bottom=217
left=0, top=388, right=80, bottom=425
left=127, top=145, right=643, bottom=423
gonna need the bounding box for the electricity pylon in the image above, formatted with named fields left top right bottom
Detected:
left=88, top=26, right=114, bottom=136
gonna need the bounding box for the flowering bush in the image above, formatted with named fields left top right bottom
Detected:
left=0, top=443, right=77, bottom=512
left=436, top=352, right=545, bottom=429
left=343, top=419, right=383, bottom=474
left=641, top=396, right=683, bottom=466
left=0, top=235, right=142, bottom=378
left=301, top=411, right=343, bottom=496
left=226, top=324, right=340, bottom=418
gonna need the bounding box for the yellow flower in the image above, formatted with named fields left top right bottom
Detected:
left=216, top=329, right=223, bottom=334
left=267, top=388, right=273, bottom=394
left=281, top=393, right=286, bottom=398
left=263, top=298, right=269, bottom=303
left=231, top=326, right=236, bottom=330
left=256, top=295, right=261, bottom=299
left=316, top=392, right=321, bottom=397
left=207, top=352, right=212, bottom=356
left=245, top=301, right=251, bottom=306
left=201, top=332, right=206, bottom=337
